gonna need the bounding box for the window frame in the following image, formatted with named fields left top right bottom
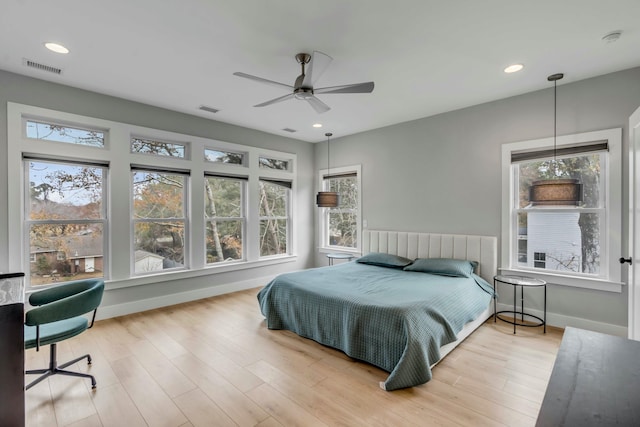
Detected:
left=500, top=128, right=623, bottom=292
left=318, top=164, right=362, bottom=254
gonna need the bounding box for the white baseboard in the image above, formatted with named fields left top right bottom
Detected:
left=496, top=302, right=628, bottom=337
left=96, top=275, right=274, bottom=320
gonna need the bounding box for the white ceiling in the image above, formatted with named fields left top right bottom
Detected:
left=1, top=1, right=639, bottom=143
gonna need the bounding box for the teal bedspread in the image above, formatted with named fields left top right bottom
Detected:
left=257, top=262, right=494, bottom=391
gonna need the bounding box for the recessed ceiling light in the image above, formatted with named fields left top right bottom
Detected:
left=313, top=123, right=323, bottom=128
left=504, top=64, right=524, bottom=74
left=44, top=42, right=69, bottom=54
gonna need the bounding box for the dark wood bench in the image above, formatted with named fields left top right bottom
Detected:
left=536, top=327, right=640, bottom=426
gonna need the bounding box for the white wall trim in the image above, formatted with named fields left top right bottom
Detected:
left=96, top=274, right=275, bottom=320
left=496, top=302, right=627, bottom=337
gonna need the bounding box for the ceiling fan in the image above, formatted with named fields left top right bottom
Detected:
left=233, top=51, right=374, bottom=114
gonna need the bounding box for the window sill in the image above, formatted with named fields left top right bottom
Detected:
left=103, top=255, right=297, bottom=291
left=498, top=267, right=624, bottom=293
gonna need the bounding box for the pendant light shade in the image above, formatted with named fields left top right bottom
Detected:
left=316, top=191, right=340, bottom=207
left=316, top=132, right=340, bottom=208
left=529, top=73, right=582, bottom=206
left=529, top=178, right=583, bottom=206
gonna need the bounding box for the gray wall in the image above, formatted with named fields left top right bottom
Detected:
left=0, top=69, right=315, bottom=312
left=315, top=66, right=640, bottom=330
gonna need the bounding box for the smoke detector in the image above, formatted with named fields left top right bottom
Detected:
left=602, top=30, right=622, bottom=44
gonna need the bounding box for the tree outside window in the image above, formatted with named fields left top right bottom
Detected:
left=259, top=180, right=290, bottom=256
left=324, top=174, right=358, bottom=249
left=205, top=176, right=245, bottom=263
left=132, top=170, right=187, bottom=273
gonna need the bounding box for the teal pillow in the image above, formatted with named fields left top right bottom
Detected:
left=403, top=258, right=476, bottom=277
left=356, top=252, right=413, bottom=269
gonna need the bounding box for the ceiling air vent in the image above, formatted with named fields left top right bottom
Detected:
left=282, top=128, right=297, bottom=133
left=23, top=58, right=62, bottom=75
left=198, top=105, right=220, bottom=114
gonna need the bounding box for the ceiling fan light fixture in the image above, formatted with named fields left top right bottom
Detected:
left=294, top=89, right=313, bottom=100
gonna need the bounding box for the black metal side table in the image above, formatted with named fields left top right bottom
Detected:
left=493, top=275, right=546, bottom=334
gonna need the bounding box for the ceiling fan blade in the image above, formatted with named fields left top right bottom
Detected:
left=302, top=51, right=333, bottom=88
left=306, top=96, right=331, bottom=114
left=315, top=81, right=375, bottom=94
left=254, top=93, right=295, bottom=107
left=233, top=72, right=293, bottom=91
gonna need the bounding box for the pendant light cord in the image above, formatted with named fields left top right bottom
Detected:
left=547, top=73, right=563, bottom=176
left=553, top=78, right=557, bottom=175
left=326, top=132, right=332, bottom=177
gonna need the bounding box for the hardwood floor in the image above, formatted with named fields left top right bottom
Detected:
left=24, top=288, right=563, bottom=427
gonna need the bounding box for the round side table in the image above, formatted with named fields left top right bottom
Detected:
left=493, top=275, right=547, bottom=334
left=326, top=253, right=355, bottom=266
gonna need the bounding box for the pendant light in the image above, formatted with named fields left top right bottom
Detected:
left=529, top=73, right=582, bottom=206
left=316, top=132, right=340, bottom=207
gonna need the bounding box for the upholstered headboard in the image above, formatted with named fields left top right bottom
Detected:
left=362, top=230, right=497, bottom=283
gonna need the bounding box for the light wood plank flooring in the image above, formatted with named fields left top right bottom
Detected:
left=24, top=288, right=563, bottom=427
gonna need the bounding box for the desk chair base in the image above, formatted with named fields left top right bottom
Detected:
left=26, top=343, right=96, bottom=390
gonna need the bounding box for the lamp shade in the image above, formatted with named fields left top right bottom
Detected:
left=316, top=191, right=340, bottom=207
left=529, top=179, right=582, bottom=206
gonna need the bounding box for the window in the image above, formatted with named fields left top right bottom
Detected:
left=131, top=137, right=187, bottom=158
left=25, top=159, right=107, bottom=286
left=259, top=156, right=290, bottom=171
left=25, top=119, right=105, bottom=147
left=534, top=252, right=546, bottom=269
left=319, top=165, right=361, bottom=252
left=515, top=148, right=604, bottom=275
left=259, top=179, right=291, bottom=257
left=205, top=175, right=246, bottom=264
left=132, top=169, right=188, bottom=274
left=501, top=128, right=622, bottom=291
left=8, top=103, right=297, bottom=290
left=205, top=148, right=244, bottom=165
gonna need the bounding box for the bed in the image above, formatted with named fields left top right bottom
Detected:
left=257, top=230, right=497, bottom=391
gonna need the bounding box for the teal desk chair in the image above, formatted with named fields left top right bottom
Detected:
left=24, top=279, right=104, bottom=390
